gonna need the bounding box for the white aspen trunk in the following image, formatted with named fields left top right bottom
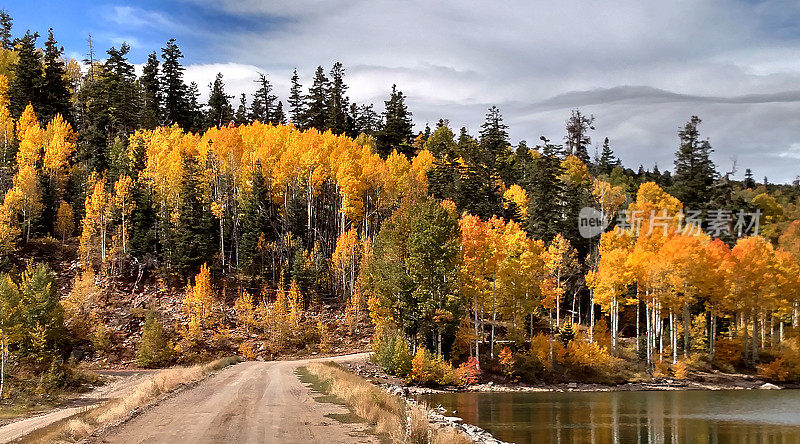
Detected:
left=549, top=308, right=554, bottom=365
left=770, top=312, right=774, bottom=348
left=752, top=311, right=759, bottom=363
left=670, top=311, right=677, bottom=365
left=709, top=311, right=716, bottom=359
left=556, top=273, right=561, bottom=329
left=122, top=210, right=127, bottom=255
left=636, top=299, right=640, bottom=355
left=780, top=321, right=784, bottom=343
left=474, top=293, right=480, bottom=368
left=683, top=302, right=690, bottom=358
left=490, top=280, right=496, bottom=359
left=658, top=303, right=663, bottom=359
left=589, top=289, right=595, bottom=343
left=646, top=303, right=651, bottom=366
left=220, top=216, right=225, bottom=268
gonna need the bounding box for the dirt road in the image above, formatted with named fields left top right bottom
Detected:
left=93, top=353, right=377, bottom=444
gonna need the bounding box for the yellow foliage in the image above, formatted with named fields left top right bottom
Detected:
left=233, top=289, right=256, bottom=333
left=183, top=263, right=215, bottom=339
left=503, top=184, right=528, bottom=218
left=55, top=200, right=74, bottom=242
left=410, top=347, right=457, bottom=386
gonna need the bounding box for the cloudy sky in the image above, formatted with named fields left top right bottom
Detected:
left=9, top=0, right=800, bottom=182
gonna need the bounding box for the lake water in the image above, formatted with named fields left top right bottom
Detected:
left=424, top=390, right=800, bottom=444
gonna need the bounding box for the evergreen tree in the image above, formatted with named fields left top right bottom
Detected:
left=479, top=106, right=512, bottom=182
left=234, top=93, right=249, bottom=125
left=9, top=31, right=43, bottom=117
left=161, top=39, right=189, bottom=129
left=139, top=52, right=161, bottom=129
left=273, top=101, right=286, bottom=125
left=240, top=164, right=280, bottom=277
left=303, top=66, right=329, bottom=131
left=565, top=109, right=594, bottom=164
left=170, top=154, right=216, bottom=279
left=744, top=168, right=756, bottom=189
left=40, top=29, right=72, bottom=123
left=288, top=69, right=305, bottom=127
left=375, top=84, right=413, bottom=158
left=103, top=43, right=139, bottom=136
left=512, top=140, right=533, bottom=185
left=326, top=62, right=350, bottom=135
left=185, top=81, right=204, bottom=133
left=352, top=104, right=380, bottom=137
left=670, top=116, right=718, bottom=209
left=251, top=73, right=277, bottom=124
left=455, top=127, right=481, bottom=164
left=206, top=72, right=233, bottom=127
left=526, top=137, right=565, bottom=242
left=597, top=137, right=620, bottom=175
left=0, top=10, right=11, bottom=50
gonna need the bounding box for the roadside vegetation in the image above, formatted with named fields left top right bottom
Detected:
left=20, top=356, right=241, bottom=443
left=301, top=362, right=471, bottom=444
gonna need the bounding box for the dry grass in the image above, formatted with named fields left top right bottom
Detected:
left=21, top=356, right=242, bottom=443
left=304, top=362, right=472, bottom=444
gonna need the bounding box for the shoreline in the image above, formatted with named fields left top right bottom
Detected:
left=402, top=377, right=792, bottom=396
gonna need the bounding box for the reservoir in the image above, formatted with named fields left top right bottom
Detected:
left=424, top=389, right=800, bottom=443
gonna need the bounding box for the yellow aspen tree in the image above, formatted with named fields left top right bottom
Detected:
left=80, top=180, right=111, bottom=268
left=544, top=233, right=578, bottom=329
left=55, top=200, right=74, bottom=244
left=0, top=204, right=18, bottom=256
left=0, top=75, right=14, bottom=164
left=502, top=184, right=529, bottom=220
left=288, top=279, right=304, bottom=327
left=331, top=228, right=361, bottom=300
left=43, top=114, right=76, bottom=196
left=11, top=165, right=42, bottom=242
left=113, top=175, right=135, bottom=255
left=184, top=263, right=214, bottom=339
left=15, top=104, right=42, bottom=169
left=233, top=289, right=256, bottom=334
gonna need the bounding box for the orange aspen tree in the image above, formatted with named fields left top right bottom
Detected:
left=729, top=236, right=778, bottom=363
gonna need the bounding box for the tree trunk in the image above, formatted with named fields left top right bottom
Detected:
left=682, top=302, right=690, bottom=358
left=636, top=299, right=640, bottom=355
left=670, top=311, right=677, bottom=365
left=752, top=311, right=759, bottom=363
left=589, top=289, right=595, bottom=343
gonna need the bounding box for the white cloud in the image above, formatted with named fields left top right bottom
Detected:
left=105, top=6, right=177, bottom=30
left=177, top=0, right=800, bottom=182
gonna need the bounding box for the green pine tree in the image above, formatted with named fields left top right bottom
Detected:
left=41, top=29, right=72, bottom=123
left=670, top=116, right=718, bottom=209
left=10, top=31, right=43, bottom=117
left=139, top=52, right=161, bottom=129
left=526, top=137, right=565, bottom=242
left=206, top=72, right=233, bottom=128
left=376, top=84, right=413, bottom=158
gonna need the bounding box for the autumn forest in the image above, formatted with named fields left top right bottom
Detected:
left=1, top=11, right=800, bottom=399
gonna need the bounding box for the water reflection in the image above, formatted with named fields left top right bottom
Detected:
left=424, top=390, right=800, bottom=444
